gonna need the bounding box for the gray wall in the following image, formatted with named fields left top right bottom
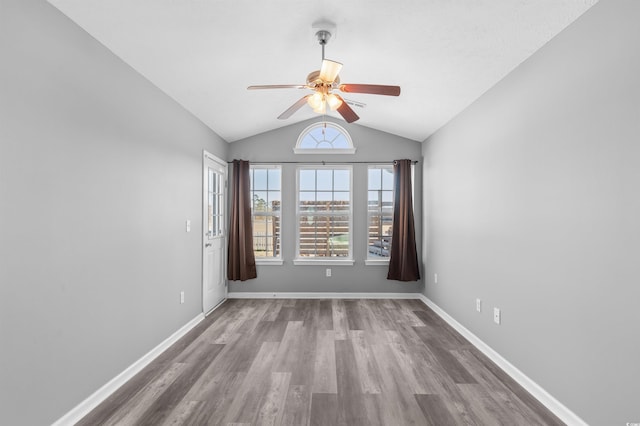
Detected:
left=228, top=118, right=424, bottom=294
left=422, top=0, right=639, bottom=424
left=0, top=1, right=228, bottom=424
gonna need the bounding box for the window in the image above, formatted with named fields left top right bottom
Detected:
left=295, top=166, right=353, bottom=264
left=367, top=166, right=394, bottom=263
left=294, top=122, right=356, bottom=154
left=250, top=165, right=282, bottom=263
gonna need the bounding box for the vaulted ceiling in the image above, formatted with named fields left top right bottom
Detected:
left=48, top=0, right=598, bottom=143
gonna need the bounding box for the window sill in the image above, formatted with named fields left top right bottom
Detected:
left=293, top=259, right=355, bottom=266
left=255, top=259, right=284, bottom=266
left=365, top=259, right=390, bottom=266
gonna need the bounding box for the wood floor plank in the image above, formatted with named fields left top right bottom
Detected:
left=251, top=319, right=288, bottom=343
left=413, top=308, right=472, bottom=349
left=335, top=339, right=370, bottom=426
left=196, top=305, right=252, bottom=345
left=370, top=343, right=430, bottom=425
left=256, top=372, right=292, bottom=426
left=222, top=341, right=281, bottom=424
left=177, top=371, right=246, bottom=425
left=393, top=299, right=426, bottom=327
left=365, top=299, right=398, bottom=331
left=331, top=299, right=349, bottom=340
left=414, top=394, right=460, bottom=426
left=311, top=330, right=337, bottom=393
left=281, top=384, right=311, bottom=426
left=427, top=343, right=478, bottom=384
left=203, top=332, right=258, bottom=373
left=296, top=298, right=320, bottom=326
left=102, top=362, right=187, bottom=426
left=133, top=343, right=225, bottom=425
left=361, top=394, right=388, bottom=426
left=359, top=300, right=393, bottom=344
left=385, top=330, right=440, bottom=394
left=309, top=393, right=338, bottom=426
left=235, top=299, right=273, bottom=335
left=260, top=299, right=285, bottom=322
left=349, top=330, right=382, bottom=394
left=272, top=321, right=304, bottom=374
left=453, top=350, right=534, bottom=410
left=275, top=306, right=303, bottom=322
left=75, top=354, right=170, bottom=426
left=317, top=299, right=334, bottom=330
left=383, top=299, right=424, bottom=327
left=160, top=400, right=201, bottom=426
left=292, top=322, right=319, bottom=386
left=457, top=383, right=520, bottom=426
left=344, top=300, right=366, bottom=330
left=456, top=348, right=565, bottom=426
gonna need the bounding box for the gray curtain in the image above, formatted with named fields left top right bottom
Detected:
left=387, top=159, right=420, bottom=282
left=227, top=160, right=257, bottom=281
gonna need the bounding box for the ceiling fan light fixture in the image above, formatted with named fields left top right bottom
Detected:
left=319, top=59, right=342, bottom=83
left=312, top=101, right=327, bottom=114
left=307, top=92, right=324, bottom=110
left=326, top=93, right=342, bottom=110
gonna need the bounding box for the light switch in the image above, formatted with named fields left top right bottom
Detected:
left=186, top=220, right=191, bottom=232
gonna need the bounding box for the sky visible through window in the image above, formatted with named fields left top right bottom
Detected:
left=295, top=122, right=354, bottom=153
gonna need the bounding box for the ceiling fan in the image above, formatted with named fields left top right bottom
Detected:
left=247, top=29, right=400, bottom=123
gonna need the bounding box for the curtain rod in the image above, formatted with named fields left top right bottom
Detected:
left=227, top=160, right=419, bottom=165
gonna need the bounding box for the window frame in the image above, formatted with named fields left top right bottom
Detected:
left=364, top=163, right=415, bottom=266
left=294, top=122, right=356, bottom=154
left=250, top=164, right=283, bottom=265
left=365, top=164, right=395, bottom=265
left=294, top=165, right=354, bottom=266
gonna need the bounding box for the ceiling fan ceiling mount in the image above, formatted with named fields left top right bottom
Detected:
left=315, top=29, right=331, bottom=46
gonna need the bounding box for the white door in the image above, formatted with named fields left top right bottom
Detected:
left=203, top=152, right=227, bottom=315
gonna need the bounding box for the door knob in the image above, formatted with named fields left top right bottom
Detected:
left=205, top=243, right=212, bottom=247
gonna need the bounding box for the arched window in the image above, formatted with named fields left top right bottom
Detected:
left=294, top=122, right=355, bottom=154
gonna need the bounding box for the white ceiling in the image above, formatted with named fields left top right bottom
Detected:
left=48, top=0, right=598, bottom=143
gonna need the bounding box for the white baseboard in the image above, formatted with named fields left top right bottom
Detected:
left=51, top=313, right=205, bottom=426
left=227, top=292, right=422, bottom=299
left=417, top=294, right=587, bottom=426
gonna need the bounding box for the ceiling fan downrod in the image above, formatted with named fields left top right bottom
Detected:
left=315, top=30, right=331, bottom=60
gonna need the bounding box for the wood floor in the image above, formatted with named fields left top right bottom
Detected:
left=77, top=298, right=564, bottom=426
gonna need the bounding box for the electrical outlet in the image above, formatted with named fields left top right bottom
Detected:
left=326, top=268, right=332, bottom=277
left=434, top=273, right=438, bottom=284
left=180, top=291, right=185, bottom=304
left=493, top=307, right=501, bottom=324
left=476, top=298, right=482, bottom=312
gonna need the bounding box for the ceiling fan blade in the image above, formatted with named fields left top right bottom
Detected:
left=277, top=96, right=311, bottom=120
left=248, top=84, right=307, bottom=90
left=319, top=59, right=343, bottom=83
left=339, top=84, right=401, bottom=96
left=335, top=95, right=359, bottom=123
